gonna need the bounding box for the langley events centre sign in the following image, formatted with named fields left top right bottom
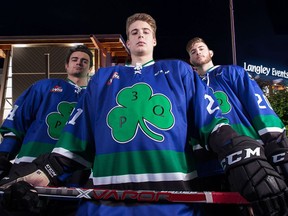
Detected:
left=243, top=62, right=288, bottom=81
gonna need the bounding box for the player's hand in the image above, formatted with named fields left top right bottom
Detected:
left=1, top=181, right=44, bottom=214
left=0, top=153, right=63, bottom=189
left=0, top=169, right=50, bottom=190
left=265, top=133, right=288, bottom=184
left=219, top=136, right=288, bottom=216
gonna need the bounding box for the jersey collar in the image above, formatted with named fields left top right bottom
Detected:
left=125, top=59, right=155, bottom=67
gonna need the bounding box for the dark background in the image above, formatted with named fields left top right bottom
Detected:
left=0, top=0, right=287, bottom=69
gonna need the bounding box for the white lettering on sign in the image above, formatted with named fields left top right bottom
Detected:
left=243, top=62, right=288, bottom=79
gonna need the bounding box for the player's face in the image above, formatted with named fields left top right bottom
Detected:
left=126, top=20, right=156, bottom=57
left=65, top=51, right=91, bottom=78
left=189, top=42, right=212, bottom=67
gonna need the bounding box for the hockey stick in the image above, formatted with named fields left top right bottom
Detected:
left=0, top=186, right=250, bottom=205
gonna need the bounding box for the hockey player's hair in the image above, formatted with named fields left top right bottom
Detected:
left=66, top=45, right=93, bottom=68
left=126, top=13, right=157, bottom=39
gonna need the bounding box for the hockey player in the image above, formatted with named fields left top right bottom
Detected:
left=1, top=13, right=288, bottom=216
left=186, top=37, right=288, bottom=185
left=0, top=45, right=93, bottom=215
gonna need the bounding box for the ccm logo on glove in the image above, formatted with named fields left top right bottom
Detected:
left=44, top=164, right=57, bottom=177
left=272, top=151, right=288, bottom=164
left=221, top=147, right=261, bottom=170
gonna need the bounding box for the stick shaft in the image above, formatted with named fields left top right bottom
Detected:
left=2, top=186, right=249, bottom=205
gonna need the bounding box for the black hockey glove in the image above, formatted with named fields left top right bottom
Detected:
left=0, top=153, right=12, bottom=180
left=0, top=153, right=64, bottom=189
left=265, top=133, right=288, bottom=184
left=1, top=181, right=46, bottom=214
left=218, top=136, right=288, bottom=216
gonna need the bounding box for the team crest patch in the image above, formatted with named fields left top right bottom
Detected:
left=107, top=72, right=120, bottom=85
left=50, top=85, right=63, bottom=92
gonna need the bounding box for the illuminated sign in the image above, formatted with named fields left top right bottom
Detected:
left=243, top=62, right=288, bottom=80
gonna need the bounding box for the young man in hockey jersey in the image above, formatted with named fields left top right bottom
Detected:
left=186, top=37, right=288, bottom=215
left=0, top=45, right=93, bottom=215
left=186, top=37, right=288, bottom=183
left=1, top=13, right=288, bottom=216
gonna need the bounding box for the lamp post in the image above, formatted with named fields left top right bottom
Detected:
left=229, top=0, right=237, bottom=65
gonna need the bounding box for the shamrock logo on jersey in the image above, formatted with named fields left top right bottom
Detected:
left=213, top=90, right=231, bottom=114
left=46, top=101, right=77, bottom=140
left=107, top=83, right=174, bottom=143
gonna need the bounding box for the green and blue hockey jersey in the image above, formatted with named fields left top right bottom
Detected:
left=0, top=79, right=86, bottom=163
left=194, top=65, right=286, bottom=177
left=51, top=60, right=236, bottom=216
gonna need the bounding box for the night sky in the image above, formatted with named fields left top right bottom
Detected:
left=0, top=0, right=287, bottom=72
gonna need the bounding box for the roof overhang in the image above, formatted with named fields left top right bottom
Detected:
left=0, top=34, right=130, bottom=62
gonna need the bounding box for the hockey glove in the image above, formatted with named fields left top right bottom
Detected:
left=0, top=153, right=12, bottom=180
left=0, top=153, right=63, bottom=189
left=265, top=133, right=288, bottom=184
left=1, top=181, right=45, bottom=214
left=218, top=136, right=288, bottom=216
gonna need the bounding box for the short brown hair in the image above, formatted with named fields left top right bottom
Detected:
left=66, top=45, right=93, bottom=68
left=126, top=13, right=157, bottom=39
left=186, top=37, right=206, bottom=54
